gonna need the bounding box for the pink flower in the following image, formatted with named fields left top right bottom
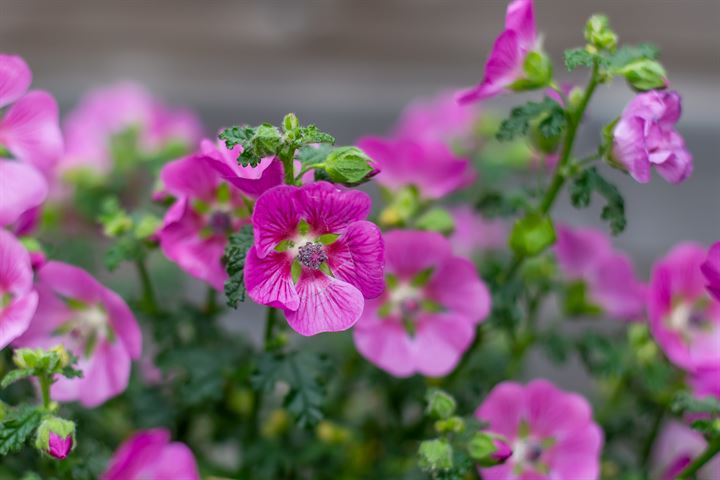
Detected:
left=393, top=91, right=477, bottom=144
left=554, top=224, right=647, bottom=321
left=701, top=241, right=720, bottom=302
left=648, top=243, right=720, bottom=373
left=476, top=379, right=603, bottom=480
left=47, top=432, right=73, bottom=460
left=0, top=160, right=47, bottom=229
left=690, top=366, right=720, bottom=401
left=652, top=421, right=720, bottom=480
left=458, top=0, right=540, bottom=104
left=448, top=206, right=507, bottom=258
left=156, top=147, right=283, bottom=291
left=611, top=90, right=692, bottom=184
left=101, top=429, right=200, bottom=480
left=13, top=261, right=142, bottom=407
left=0, top=53, right=63, bottom=176
left=0, top=230, right=38, bottom=349
left=61, top=82, right=201, bottom=177
left=353, top=230, right=490, bottom=377
left=357, top=136, right=475, bottom=199
left=245, top=182, right=385, bottom=336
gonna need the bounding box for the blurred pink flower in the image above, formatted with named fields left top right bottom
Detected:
left=0, top=53, right=63, bottom=177
left=0, top=160, right=47, bottom=228
left=353, top=230, right=490, bottom=377
left=357, top=136, right=475, bottom=199
left=448, top=206, right=507, bottom=258
left=612, top=90, right=692, bottom=184
left=701, top=241, right=720, bottom=302
left=0, top=229, right=38, bottom=349
left=156, top=149, right=283, bottom=291
left=554, top=224, right=647, bottom=321
left=101, top=429, right=200, bottom=480
left=60, top=82, right=201, bottom=177
left=476, top=379, right=603, bottom=480
left=246, top=182, right=385, bottom=336
left=648, top=243, right=720, bottom=373
left=393, top=91, right=477, bottom=144
left=458, top=0, right=539, bottom=104
left=652, top=421, right=720, bottom=480
left=13, top=261, right=142, bottom=407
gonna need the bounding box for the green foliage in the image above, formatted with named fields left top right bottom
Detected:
left=577, top=331, right=625, bottom=376
left=323, top=146, right=374, bottom=184
left=0, top=406, right=42, bottom=455
left=569, top=167, right=627, bottom=235
left=497, top=97, right=566, bottom=142
left=223, top=225, right=254, bottom=308
left=509, top=213, right=556, bottom=257
left=672, top=392, right=720, bottom=416
left=564, top=48, right=595, bottom=71
left=608, top=43, right=659, bottom=70
left=415, top=208, right=455, bottom=234
left=297, top=144, right=333, bottom=166
left=474, top=190, right=529, bottom=218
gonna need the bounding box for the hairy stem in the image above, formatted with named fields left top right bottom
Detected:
left=678, top=437, right=720, bottom=479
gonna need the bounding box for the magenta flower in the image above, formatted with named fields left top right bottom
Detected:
left=357, top=136, right=474, bottom=199
left=47, top=432, right=73, bottom=460
left=648, top=243, right=720, bottom=372
left=476, top=379, right=603, bottom=480
left=353, top=230, right=490, bottom=377
left=157, top=149, right=283, bottom=290
left=611, top=90, right=692, bottom=184
left=458, top=0, right=540, bottom=104
left=554, top=224, right=647, bottom=321
left=101, top=429, right=200, bottom=480
left=0, top=53, right=63, bottom=176
left=61, top=82, right=201, bottom=177
left=393, top=91, right=477, bottom=144
left=0, top=230, right=38, bottom=349
left=652, top=421, right=720, bottom=480
left=13, top=261, right=142, bottom=407
left=690, top=366, right=720, bottom=402
left=448, top=206, right=507, bottom=258
left=245, top=182, right=384, bottom=336
left=701, top=241, right=720, bottom=302
left=0, top=160, right=48, bottom=229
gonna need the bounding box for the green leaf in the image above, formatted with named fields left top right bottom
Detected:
left=218, top=126, right=255, bottom=149
left=415, top=208, right=455, bottom=234
left=672, top=392, right=720, bottom=416
left=0, top=406, right=43, bottom=455
left=104, top=234, right=145, bottom=271
left=297, top=144, right=332, bottom=166
left=608, top=43, right=659, bottom=70
left=223, top=225, right=254, bottom=308
left=297, top=125, right=335, bottom=145
left=497, top=97, right=565, bottom=142
left=562, top=281, right=603, bottom=317
left=0, top=369, right=34, bottom=389
left=475, top=190, right=528, bottom=218
left=569, top=167, right=627, bottom=235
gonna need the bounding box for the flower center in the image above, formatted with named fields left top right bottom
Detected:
left=1, top=291, right=13, bottom=309
left=297, top=242, right=327, bottom=270
left=55, top=304, right=112, bottom=357
left=667, top=300, right=711, bottom=336
left=389, top=283, right=422, bottom=316
left=208, top=211, right=232, bottom=234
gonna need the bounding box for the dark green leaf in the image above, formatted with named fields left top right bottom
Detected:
left=219, top=126, right=255, bottom=149
left=297, top=144, right=332, bottom=166
left=564, top=48, right=595, bottom=71
left=0, top=406, right=42, bottom=455
left=497, top=97, right=565, bottom=142
left=223, top=225, right=254, bottom=308
left=569, top=167, right=627, bottom=235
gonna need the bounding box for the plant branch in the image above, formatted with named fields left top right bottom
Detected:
left=678, top=436, right=720, bottom=479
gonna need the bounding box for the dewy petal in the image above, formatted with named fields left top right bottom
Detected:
left=244, top=246, right=299, bottom=311
left=425, top=256, right=491, bottom=322
left=0, top=54, right=31, bottom=108
left=412, top=312, right=476, bottom=377
left=0, top=160, right=48, bottom=227
left=294, top=181, right=371, bottom=236
left=326, top=220, right=385, bottom=299
left=159, top=154, right=219, bottom=201
left=475, top=381, right=527, bottom=439
left=284, top=269, right=364, bottom=336
left=505, top=0, right=536, bottom=49
left=0, top=90, right=63, bottom=174
left=353, top=318, right=417, bottom=377
left=384, top=230, right=451, bottom=280
left=251, top=185, right=300, bottom=258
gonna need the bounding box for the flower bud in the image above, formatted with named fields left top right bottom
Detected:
left=282, top=112, right=299, bottom=132
left=467, top=432, right=513, bottom=467
left=35, top=417, right=75, bottom=460
left=324, top=146, right=375, bottom=185
left=619, top=59, right=668, bottom=92
left=434, top=416, right=465, bottom=434
left=418, top=438, right=453, bottom=471
left=13, top=348, right=41, bottom=369
left=509, top=213, right=556, bottom=257
left=584, top=15, right=618, bottom=52
left=511, top=51, right=553, bottom=92
left=425, top=389, right=457, bottom=420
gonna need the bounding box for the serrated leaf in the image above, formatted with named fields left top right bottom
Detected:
left=0, top=406, right=42, bottom=455
left=104, top=234, right=145, bottom=271
left=0, top=369, right=34, bottom=389
left=497, top=97, right=565, bottom=142
left=298, top=125, right=335, bottom=145
left=564, top=48, right=595, bottom=72
left=672, top=392, right=720, bottom=416
left=219, top=126, right=255, bottom=149
left=569, top=167, right=627, bottom=235
left=474, top=190, right=528, bottom=218
left=608, top=43, right=659, bottom=69
left=223, top=225, right=254, bottom=308
left=297, top=144, right=332, bottom=166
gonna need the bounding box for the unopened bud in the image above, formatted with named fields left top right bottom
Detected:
left=283, top=113, right=299, bottom=132
left=585, top=15, right=618, bottom=52
left=619, top=59, right=668, bottom=92
left=509, top=213, right=556, bottom=257
left=467, top=432, right=513, bottom=467
left=511, top=51, right=553, bottom=92
left=324, top=146, right=375, bottom=185
left=425, top=389, right=457, bottom=420
left=35, top=417, right=75, bottom=460
left=435, top=416, right=465, bottom=434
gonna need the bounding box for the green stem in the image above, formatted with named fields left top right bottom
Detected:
left=264, top=307, right=279, bottom=352
left=294, top=163, right=325, bottom=183
left=640, top=408, right=664, bottom=470
left=135, top=259, right=159, bottom=315
left=39, top=374, right=51, bottom=409
left=280, top=148, right=297, bottom=185
left=204, top=286, right=219, bottom=315
left=678, top=436, right=720, bottom=479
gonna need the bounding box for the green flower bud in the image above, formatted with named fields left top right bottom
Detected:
left=418, top=438, right=453, bottom=472
left=425, top=389, right=457, bottom=420
left=619, top=59, right=668, bottom=91
left=467, top=432, right=513, bottom=467
left=510, top=51, right=553, bottom=92
left=434, top=416, right=465, bottom=434
left=509, top=213, right=556, bottom=257
left=134, top=214, right=162, bottom=240
left=584, top=15, right=618, bottom=52
left=415, top=208, right=455, bottom=234
left=282, top=112, right=299, bottom=132
left=324, top=146, right=375, bottom=185
left=13, top=348, right=42, bottom=369
left=35, top=416, right=75, bottom=460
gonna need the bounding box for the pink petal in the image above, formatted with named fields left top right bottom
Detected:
left=412, top=312, right=476, bottom=377
left=505, top=0, right=536, bottom=49
left=653, top=148, right=693, bottom=184
left=478, top=463, right=515, bottom=480
left=701, top=242, right=720, bottom=301
left=554, top=224, right=612, bottom=279
left=0, top=291, right=37, bottom=349
left=101, top=429, right=170, bottom=480
left=475, top=381, right=527, bottom=438
left=0, top=160, right=48, bottom=227
left=102, top=286, right=142, bottom=359
left=0, top=228, right=34, bottom=292
left=244, top=247, right=299, bottom=311
left=152, top=443, right=201, bottom=480
left=37, top=261, right=105, bottom=304
left=284, top=270, right=364, bottom=336
left=206, top=151, right=284, bottom=198
left=525, top=379, right=594, bottom=440
left=0, top=90, right=63, bottom=174
left=425, top=256, right=491, bottom=322
left=613, top=116, right=650, bottom=183
left=251, top=185, right=300, bottom=258
left=295, top=181, right=371, bottom=236
left=384, top=230, right=451, bottom=280
left=0, top=54, right=31, bottom=108
left=458, top=30, right=521, bottom=104
left=159, top=154, right=219, bottom=201
left=353, top=319, right=417, bottom=377
left=548, top=424, right=603, bottom=479
left=326, top=221, right=385, bottom=299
